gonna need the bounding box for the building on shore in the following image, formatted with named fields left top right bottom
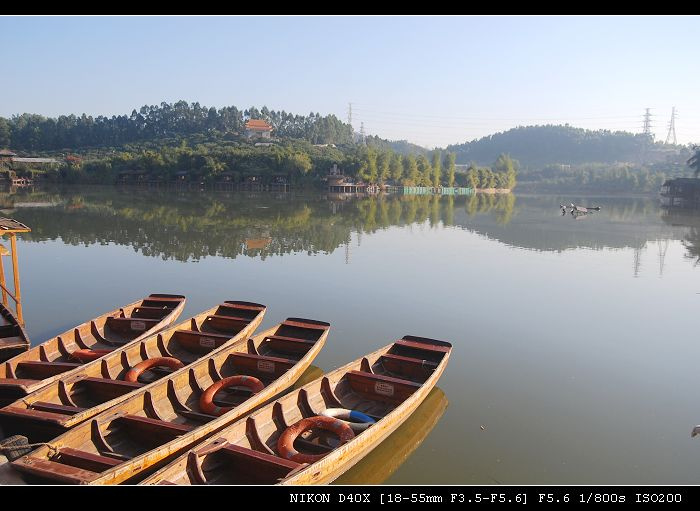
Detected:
left=660, top=178, right=700, bottom=208
left=244, top=119, right=273, bottom=140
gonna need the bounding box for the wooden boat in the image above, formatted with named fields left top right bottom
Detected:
left=0, top=301, right=265, bottom=443
left=0, top=303, right=30, bottom=364
left=10, top=318, right=329, bottom=484
left=139, top=335, right=451, bottom=485
left=0, top=294, right=186, bottom=406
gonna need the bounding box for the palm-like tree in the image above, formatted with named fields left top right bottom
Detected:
left=689, top=145, right=700, bottom=178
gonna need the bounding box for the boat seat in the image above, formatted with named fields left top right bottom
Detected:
left=30, top=401, right=86, bottom=415
left=55, top=447, right=124, bottom=473
left=0, top=324, right=21, bottom=337
left=394, top=339, right=450, bottom=354
left=0, top=336, right=28, bottom=349
left=105, top=316, right=159, bottom=337
left=0, top=405, right=75, bottom=424
left=116, top=415, right=194, bottom=441
left=263, top=335, right=315, bottom=355
left=216, top=303, right=259, bottom=318
left=215, top=443, right=301, bottom=482
left=380, top=353, right=438, bottom=380
left=229, top=352, right=296, bottom=378
left=173, top=329, right=234, bottom=352
left=219, top=302, right=266, bottom=312
left=281, top=319, right=328, bottom=331
left=142, top=297, right=183, bottom=307
left=11, top=457, right=101, bottom=484
left=76, top=377, right=144, bottom=401
left=203, top=315, right=250, bottom=334
left=15, top=360, right=81, bottom=378
left=346, top=370, right=421, bottom=403
left=0, top=377, right=41, bottom=390
left=130, top=306, right=172, bottom=319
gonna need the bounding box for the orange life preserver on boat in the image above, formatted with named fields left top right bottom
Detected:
left=70, top=348, right=113, bottom=363
left=123, top=357, right=185, bottom=382
left=277, top=415, right=355, bottom=464
left=199, top=375, right=265, bottom=416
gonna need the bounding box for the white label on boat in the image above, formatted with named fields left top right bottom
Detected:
left=375, top=382, right=394, bottom=397
left=257, top=360, right=275, bottom=373
left=131, top=321, right=146, bottom=331
left=199, top=337, right=216, bottom=348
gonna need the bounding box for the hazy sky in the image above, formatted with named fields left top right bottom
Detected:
left=1, top=15, right=698, bottom=148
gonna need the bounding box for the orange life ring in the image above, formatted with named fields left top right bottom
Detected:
left=277, top=415, right=355, bottom=464
left=70, top=348, right=113, bottom=363
left=124, top=357, right=185, bottom=382
left=199, top=375, right=265, bottom=416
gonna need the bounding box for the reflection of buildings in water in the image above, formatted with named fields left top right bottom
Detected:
left=333, top=387, right=448, bottom=485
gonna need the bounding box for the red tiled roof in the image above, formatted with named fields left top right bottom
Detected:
left=245, top=119, right=273, bottom=131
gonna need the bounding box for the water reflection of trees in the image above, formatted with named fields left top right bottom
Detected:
left=6, top=188, right=516, bottom=262
left=683, top=228, right=700, bottom=266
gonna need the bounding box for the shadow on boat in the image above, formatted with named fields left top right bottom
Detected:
left=332, top=387, right=448, bottom=485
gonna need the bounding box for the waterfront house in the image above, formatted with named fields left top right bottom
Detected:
left=660, top=178, right=700, bottom=208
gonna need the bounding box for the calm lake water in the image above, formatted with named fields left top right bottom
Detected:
left=4, top=186, right=700, bottom=484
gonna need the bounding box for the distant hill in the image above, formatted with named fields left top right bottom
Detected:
left=446, top=125, right=686, bottom=168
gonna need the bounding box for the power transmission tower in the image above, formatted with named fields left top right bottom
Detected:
left=360, top=122, right=366, bottom=145
left=347, top=102, right=352, bottom=126
left=665, top=107, right=677, bottom=145
left=642, top=108, right=653, bottom=138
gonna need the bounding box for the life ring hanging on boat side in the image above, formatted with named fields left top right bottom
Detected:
left=277, top=415, right=355, bottom=464
left=199, top=375, right=265, bottom=416
left=123, top=357, right=185, bottom=382
left=320, top=408, right=375, bottom=432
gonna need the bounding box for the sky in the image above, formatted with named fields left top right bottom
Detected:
left=1, top=15, right=699, bottom=148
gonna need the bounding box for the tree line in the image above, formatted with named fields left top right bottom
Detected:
left=0, top=101, right=354, bottom=151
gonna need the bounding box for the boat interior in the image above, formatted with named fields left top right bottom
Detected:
left=10, top=318, right=330, bottom=484
left=150, top=336, right=451, bottom=485
left=0, top=301, right=265, bottom=440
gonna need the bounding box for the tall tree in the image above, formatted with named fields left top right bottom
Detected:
left=444, top=152, right=456, bottom=187
left=417, top=155, right=432, bottom=186
left=431, top=151, right=442, bottom=187
left=390, top=153, right=403, bottom=182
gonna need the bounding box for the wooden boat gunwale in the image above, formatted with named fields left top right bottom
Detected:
left=139, top=335, right=451, bottom=486
left=0, top=294, right=186, bottom=399
left=10, top=316, right=329, bottom=485
left=0, top=300, right=265, bottom=436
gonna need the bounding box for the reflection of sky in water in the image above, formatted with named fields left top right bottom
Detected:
left=7, top=188, right=700, bottom=484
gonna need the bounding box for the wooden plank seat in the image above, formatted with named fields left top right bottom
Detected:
left=116, top=415, right=194, bottom=441
left=219, top=302, right=266, bottom=312
left=105, top=316, right=160, bottom=336
left=75, top=377, right=144, bottom=400
left=130, top=306, right=173, bottom=319
left=55, top=447, right=123, bottom=473
left=210, top=443, right=301, bottom=482
left=394, top=339, right=451, bottom=354
left=11, top=457, right=101, bottom=484
left=173, top=329, right=235, bottom=352
left=203, top=315, right=250, bottom=333
left=282, top=319, right=329, bottom=331
left=0, top=405, right=76, bottom=423
left=0, top=336, right=28, bottom=349
left=0, top=324, right=20, bottom=337
left=141, top=296, right=184, bottom=306
left=263, top=335, right=315, bottom=354
left=15, top=360, right=82, bottom=378
left=0, top=377, right=41, bottom=389
left=229, top=352, right=296, bottom=378
left=346, top=370, right=421, bottom=403
left=30, top=401, right=86, bottom=415
left=379, top=353, right=439, bottom=380
left=216, top=303, right=261, bottom=317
